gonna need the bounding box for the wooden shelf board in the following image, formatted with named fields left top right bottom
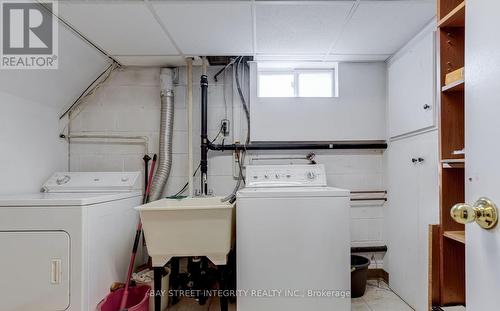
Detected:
left=444, top=231, right=465, bottom=244
left=443, top=163, right=465, bottom=169
left=441, top=159, right=465, bottom=168
left=438, top=1, right=465, bottom=28
left=442, top=79, right=465, bottom=92
left=441, top=159, right=465, bottom=163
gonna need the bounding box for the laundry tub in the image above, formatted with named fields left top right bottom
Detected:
left=136, top=197, right=235, bottom=267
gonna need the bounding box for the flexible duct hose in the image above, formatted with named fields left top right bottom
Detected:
left=148, top=73, right=174, bottom=201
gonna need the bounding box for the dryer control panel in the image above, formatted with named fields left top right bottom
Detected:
left=245, top=164, right=327, bottom=188
left=42, top=172, right=141, bottom=192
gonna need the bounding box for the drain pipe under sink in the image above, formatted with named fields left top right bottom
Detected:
left=200, top=57, right=209, bottom=195
left=149, top=68, right=175, bottom=202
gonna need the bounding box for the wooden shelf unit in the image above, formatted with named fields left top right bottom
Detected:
left=430, top=0, right=467, bottom=308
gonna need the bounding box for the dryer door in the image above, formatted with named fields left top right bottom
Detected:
left=0, top=231, right=70, bottom=311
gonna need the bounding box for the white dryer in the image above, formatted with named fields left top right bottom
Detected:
left=0, top=172, right=142, bottom=311
left=236, top=164, right=351, bottom=311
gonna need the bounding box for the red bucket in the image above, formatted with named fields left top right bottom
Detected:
left=97, top=285, right=151, bottom=311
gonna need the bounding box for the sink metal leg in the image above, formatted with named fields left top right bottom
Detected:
left=199, top=257, right=209, bottom=305
left=170, top=258, right=180, bottom=305
left=154, top=266, right=163, bottom=311
left=219, top=265, right=228, bottom=311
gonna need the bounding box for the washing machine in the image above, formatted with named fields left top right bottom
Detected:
left=0, top=172, right=142, bottom=311
left=236, top=164, right=351, bottom=311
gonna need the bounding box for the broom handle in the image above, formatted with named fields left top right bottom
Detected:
left=119, top=154, right=157, bottom=310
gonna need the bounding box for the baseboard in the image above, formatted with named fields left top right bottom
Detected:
left=367, top=268, right=389, bottom=284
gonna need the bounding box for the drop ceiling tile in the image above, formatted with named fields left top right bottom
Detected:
left=151, top=2, right=253, bottom=55
left=254, top=53, right=390, bottom=62
left=334, top=1, right=436, bottom=55
left=58, top=1, right=178, bottom=55
left=255, top=2, right=355, bottom=54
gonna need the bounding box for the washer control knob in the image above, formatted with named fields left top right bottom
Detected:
left=56, top=175, right=71, bottom=185
left=306, top=171, right=316, bottom=180
left=275, top=174, right=280, bottom=179
left=264, top=175, right=269, bottom=179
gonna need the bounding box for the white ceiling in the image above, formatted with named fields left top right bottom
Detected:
left=57, top=0, right=436, bottom=66
left=152, top=2, right=254, bottom=55
left=334, top=1, right=437, bottom=54
left=256, top=2, right=354, bottom=54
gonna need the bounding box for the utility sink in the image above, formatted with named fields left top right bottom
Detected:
left=136, top=196, right=235, bottom=267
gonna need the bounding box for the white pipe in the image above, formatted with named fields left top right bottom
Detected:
left=202, top=56, right=208, bottom=76
left=187, top=58, right=194, bottom=197
left=67, top=134, right=149, bottom=154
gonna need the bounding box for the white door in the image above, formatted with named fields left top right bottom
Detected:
left=465, top=1, right=500, bottom=309
left=415, top=131, right=439, bottom=311
left=0, top=231, right=70, bottom=311
left=387, top=131, right=439, bottom=311
left=386, top=136, right=419, bottom=307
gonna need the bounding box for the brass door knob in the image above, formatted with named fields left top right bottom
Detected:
left=451, top=197, right=498, bottom=229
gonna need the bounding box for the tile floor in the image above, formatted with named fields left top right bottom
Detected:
left=169, top=280, right=412, bottom=311
left=352, top=280, right=413, bottom=311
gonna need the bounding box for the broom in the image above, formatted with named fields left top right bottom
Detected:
left=119, top=154, right=157, bottom=310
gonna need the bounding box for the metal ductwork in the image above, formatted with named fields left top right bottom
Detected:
left=148, top=68, right=175, bottom=202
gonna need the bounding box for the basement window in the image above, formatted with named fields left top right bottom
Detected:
left=257, top=64, right=337, bottom=98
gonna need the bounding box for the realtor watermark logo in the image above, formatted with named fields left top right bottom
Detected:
left=1, top=0, right=58, bottom=69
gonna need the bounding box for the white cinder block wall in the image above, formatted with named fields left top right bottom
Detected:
left=69, top=66, right=386, bottom=263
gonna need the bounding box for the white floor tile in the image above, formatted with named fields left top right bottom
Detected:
left=361, top=281, right=414, bottom=311
left=170, top=281, right=412, bottom=311
left=352, top=298, right=371, bottom=311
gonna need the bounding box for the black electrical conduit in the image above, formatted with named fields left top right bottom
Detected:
left=59, top=63, right=115, bottom=120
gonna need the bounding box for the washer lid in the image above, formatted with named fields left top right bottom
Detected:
left=42, top=172, right=141, bottom=193
left=237, top=186, right=349, bottom=198
left=0, top=191, right=142, bottom=207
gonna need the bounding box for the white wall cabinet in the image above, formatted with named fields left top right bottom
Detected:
left=386, top=130, right=439, bottom=311
left=388, top=29, right=435, bottom=138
